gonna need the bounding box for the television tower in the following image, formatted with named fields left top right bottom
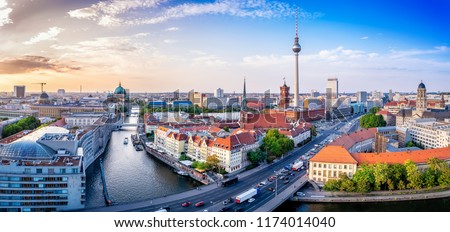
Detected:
left=292, top=10, right=301, bottom=108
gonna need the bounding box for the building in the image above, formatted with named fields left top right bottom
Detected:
left=214, top=88, right=224, bottom=98
left=376, top=110, right=396, bottom=126
left=63, top=113, right=104, bottom=129
left=326, top=78, right=339, bottom=119
left=356, top=91, right=367, bottom=103
left=329, top=128, right=376, bottom=153
left=310, top=90, right=320, bottom=98
left=37, top=92, right=51, bottom=105
left=165, top=132, right=188, bottom=158
left=279, top=123, right=311, bottom=146
left=13, top=86, right=25, bottom=98
left=57, top=89, right=65, bottom=97
left=278, top=80, right=290, bottom=109
left=408, top=118, right=450, bottom=149
left=30, top=105, right=105, bottom=118
left=309, top=146, right=358, bottom=183
left=0, top=126, right=85, bottom=212
left=0, top=109, right=39, bottom=118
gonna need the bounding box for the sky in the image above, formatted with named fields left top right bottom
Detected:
left=0, top=0, right=449, bottom=94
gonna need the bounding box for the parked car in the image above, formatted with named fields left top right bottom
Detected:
left=195, top=201, right=205, bottom=207
left=181, top=202, right=191, bottom=207
left=268, top=187, right=274, bottom=192
left=222, top=200, right=228, bottom=205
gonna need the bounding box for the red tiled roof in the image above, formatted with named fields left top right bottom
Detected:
left=51, top=118, right=67, bottom=127
left=329, top=128, right=376, bottom=150
left=310, top=146, right=358, bottom=164
left=352, top=147, right=450, bottom=165
left=213, top=131, right=257, bottom=151
left=242, top=112, right=291, bottom=130
left=209, top=126, right=222, bottom=134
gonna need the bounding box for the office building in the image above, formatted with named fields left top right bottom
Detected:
left=13, top=86, right=25, bottom=98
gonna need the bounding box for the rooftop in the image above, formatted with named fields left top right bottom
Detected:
left=329, top=128, right=376, bottom=150
left=309, top=146, right=358, bottom=164
left=352, top=146, right=450, bottom=165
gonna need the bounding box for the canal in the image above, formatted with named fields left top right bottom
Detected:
left=85, top=108, right=200, bottom=208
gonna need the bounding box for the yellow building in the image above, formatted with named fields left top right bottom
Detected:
left=309, top=146, right=358, bottom=184
left=31, top=105, right=104, bottom=118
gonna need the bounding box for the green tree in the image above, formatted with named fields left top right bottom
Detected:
left=438, top=168, right=450, bottom=187
left=373, top=162, right=390, bottom=190
left=310, top=125, right=317, bottom=137
left=360, top=114, right=386, bottom=129
left=223, top=126, right=230, bottom=132
left=206, top=154, right=220, bottom=171
left=390, top=163, right=407, bottom=190
left=352, top=164, right=375, bottom=192
left=323, top=179, right=341, bottom=191
left=369, top=106, right=381, bottom=114
left=405, top=141, right=416, bottom=147
left=405, top=160, right=423, bottom=190
left=247, top=149, right=267, bottom=165
left=262, top=129, right=294, bottom=158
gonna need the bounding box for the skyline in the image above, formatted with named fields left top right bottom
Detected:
left=0, top=0, right=449, bottom=93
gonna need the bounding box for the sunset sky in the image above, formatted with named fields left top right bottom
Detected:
left=0, top=0, right=449, bottom=94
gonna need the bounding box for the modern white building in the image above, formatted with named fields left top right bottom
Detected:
left=408, top=118, right=450, bottom=149
left=63, top=113, right=103, bottom=128
left=0, top=127, right=85, bottom=212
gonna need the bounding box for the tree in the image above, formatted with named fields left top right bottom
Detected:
left=390, top=163, right=407, bottom=190
left=323, top=179, right=341, bottom=191
left=360, top=114, right=386, bottom=129
left=223, top=126, right=230, bottom=132
left=352, top=164, right=375, bottom=192
left=369, top=106, right=381, bottom=114
left=262, top=129, right=294, bottom=158
left=373, top=162, right=390, bottom=190
left=247, top=149, right=267, bottom=165
left=206, top=154, right=220, bottom=171
left=405, top=141, right=416, bottom=147
left=310, top=125, right=317, bottom=137
left=405, top=160, right=423, bottom=190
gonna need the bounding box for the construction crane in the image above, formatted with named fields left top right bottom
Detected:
left=32, top=83, right=46, bottom=93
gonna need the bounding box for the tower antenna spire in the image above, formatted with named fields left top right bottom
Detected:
left=295, top=7, right=299, bottom=37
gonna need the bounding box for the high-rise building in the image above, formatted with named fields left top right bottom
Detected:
left=326, top=78, right=339, bottom=117
left=310, top=89, right=320, bottom=98
left=13, top=85, right=25, bottom=98
left=57, top=89, right=65, bottom=97
left=326, top=78, right=338, bottom=99
left=292, top=12, right=301, bottom=108
left=214, top=88, right=224, bottom=98
left=356, top=91, right=367, bottom=103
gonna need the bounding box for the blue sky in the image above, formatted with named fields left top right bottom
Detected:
left=0, top=0, right=449, bottom=93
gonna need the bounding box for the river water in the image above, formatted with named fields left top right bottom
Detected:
left=85, top=109, right=200, bottom=208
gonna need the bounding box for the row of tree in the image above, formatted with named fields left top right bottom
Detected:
left=1, top=116, right=41, bottom=138
left=360, top=106, right=386, bottom=129
left=261, top=129, right=294, bottom=163
left=324, top=158, right=450, bottom=192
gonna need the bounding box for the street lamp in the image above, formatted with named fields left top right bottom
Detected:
left=274, top=171, right=278, bottom=197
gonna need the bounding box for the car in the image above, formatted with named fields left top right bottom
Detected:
left=222, top=200, right=228, bottom=205
left=268, top=187, right=274, bottom=192
left=248, top=198, right=255, bottom=203
left=290, top=173, right=295, bottom=176
left=279, top=176, right=285, bottom=180
left=219, top=207, right=230, bottom=212
left=181, top=202, right=191, bottom=207
left=283, top=180, right=290, bottom=184
left=195, top=201, right=205, bottom=207
left=259, top=181, right=267, bottom=186
left=296, top=192, right=306, bottom=197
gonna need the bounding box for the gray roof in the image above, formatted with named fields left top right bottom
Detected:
left=0, top=140, right=55, bottom=160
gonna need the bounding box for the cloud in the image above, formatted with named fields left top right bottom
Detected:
left=163, top=39, right=177, bottom=44
left=165, top=27, right=179, bottom=31
left=389, top=46, right=449, bottom=59
left=69, top=0, right=322, bottom=26
left=192, top=55, right=227, bottom=67
left=0, top=55, right=80, bottom=74
left=0, top=0, right=12, bottom=26
left=242, top=54, right=291, bottom=67
left=23, top=27, right=64, bottom=45
left=361, top=36, right=368, bottom=40
left=68, top=0, right=167, bottom=26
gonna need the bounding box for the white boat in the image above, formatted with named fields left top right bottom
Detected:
left=176, top=170, right=189, bottom=176
left=123, top=138, right=129, bottom=144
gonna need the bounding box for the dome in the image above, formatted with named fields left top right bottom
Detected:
left=40, top=92, right=49, bottom=99
left=114, top=82, right=126, bottom=95
left=0, top=140, right=55, bottom=160
left=418, top=81, right=426, bottom=89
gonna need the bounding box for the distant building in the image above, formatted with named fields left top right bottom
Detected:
left=310, top=89, right=320, bottom=98
left=57, top=89, right=65, bottom=97
left=13, top=85, right=25, bottom=98
left=214, top=88, right=224, bottom=98
left=30, top=105, right=105, bottom=118
left=278, top=80, right=290, bottom=109
left=326, top=78, right=339, bottom=118
left=356, top=91, right=367, bottom=103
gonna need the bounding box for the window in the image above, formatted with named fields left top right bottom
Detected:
left=313, top=163, right=317, bottom=168
left=48, top=169, right=54, bottom=174
left=36, top=169, right=42, bottom=174
left=318, top=164, right=322, bottom=168
left=24, top=168, right=31, bottom=174
left=60, top=168, right=66, bottom=174
left=344, top=165, right=347, bottom=169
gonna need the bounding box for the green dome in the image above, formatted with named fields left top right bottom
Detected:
left=114, top=82, right=126, bottom=95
